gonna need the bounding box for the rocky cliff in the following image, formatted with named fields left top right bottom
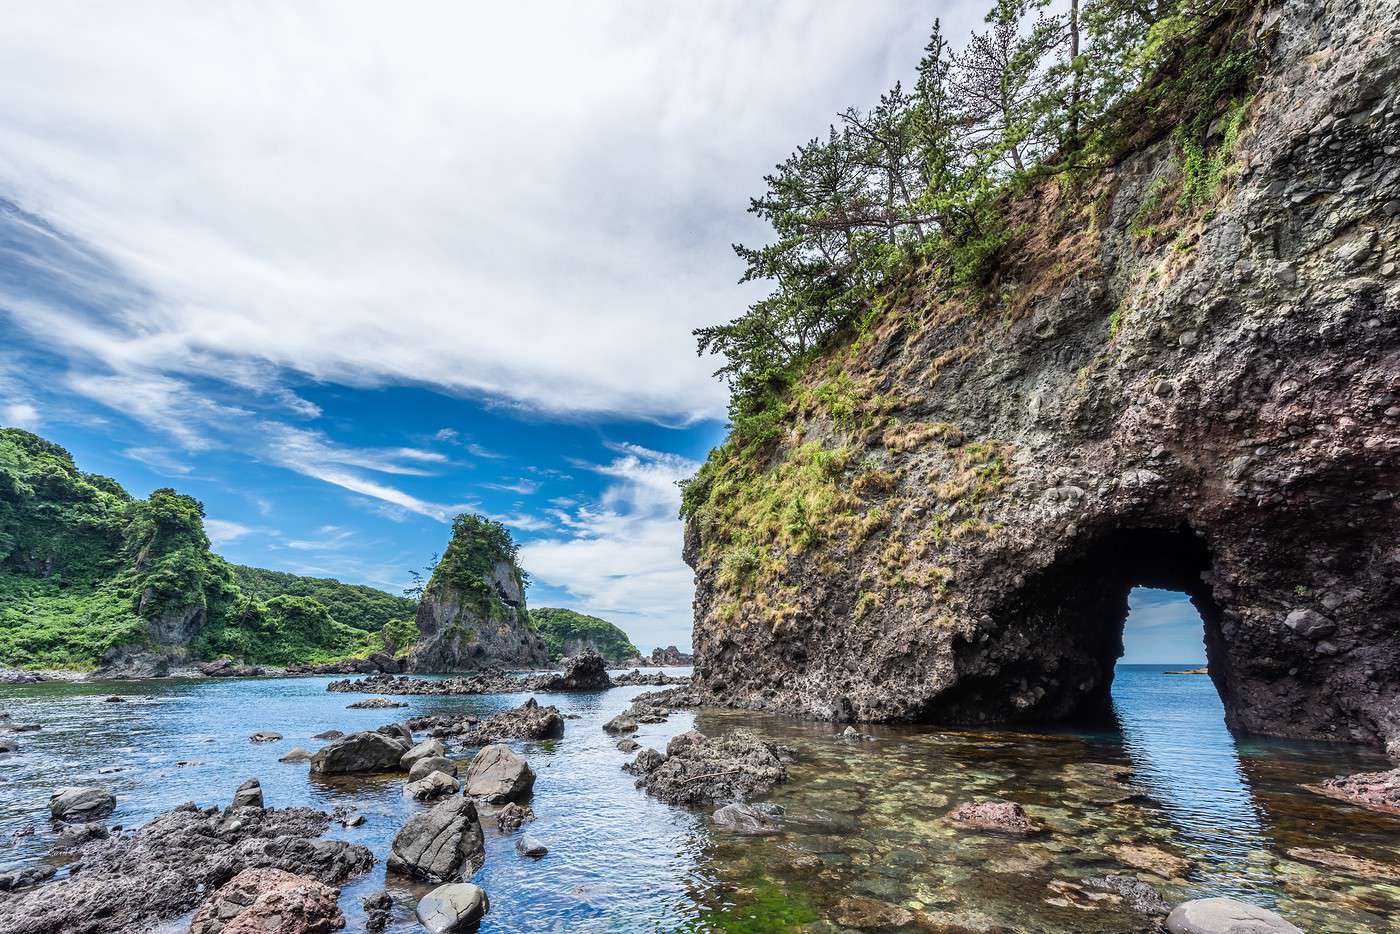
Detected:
left=407, top=514, right=548, bottom=672
left=684, top=0, right=1400, bottom=753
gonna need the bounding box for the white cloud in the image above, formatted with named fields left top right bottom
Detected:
left=519, top=443, right=699, bottom=650
left=485, top=478, right=540, bottom=496
left=121, top=446, right=194, bottom=475
left=2, top=402, right=41, bottom=430
left=0, top=1, right=985, bottom=425
left=205, top=518, right=262, bottom=546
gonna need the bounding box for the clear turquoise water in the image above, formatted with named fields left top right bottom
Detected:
left=1, top=667, right=1397, bottom=932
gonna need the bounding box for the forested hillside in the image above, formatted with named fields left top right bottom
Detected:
left=529, top=607, right=640, bottom=663
left=0, top=428, right=412, bottom=669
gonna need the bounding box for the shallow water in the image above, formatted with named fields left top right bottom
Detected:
left=1, top=665, right=1397, bottom=932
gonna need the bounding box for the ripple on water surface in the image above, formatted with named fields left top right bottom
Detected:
left=1, top=666, right=1398, bottom=932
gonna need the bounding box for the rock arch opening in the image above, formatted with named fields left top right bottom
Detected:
left=923, top=525, right=1235, bottom=728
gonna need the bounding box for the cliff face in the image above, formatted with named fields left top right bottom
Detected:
left=685, top=0, right=1400, bottom=753
left=407, top=515, right=548, bottom=672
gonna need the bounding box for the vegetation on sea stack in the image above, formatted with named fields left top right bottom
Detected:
left=682, top=0, right=1262, bottom=625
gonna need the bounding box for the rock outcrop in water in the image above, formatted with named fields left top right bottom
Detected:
left=0, top=801, right=373, bottom=934
left=682, top=0, right=1400, bottom=752
left=406, top=514, right=548, bottom=673
left=189, top=867, right=345, bottom=934
left=628, top=729, right=788, bottom=806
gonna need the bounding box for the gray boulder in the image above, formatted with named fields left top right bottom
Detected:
left=415, top=882, right=489, bottom=934
left=230, top=778, right=263, bottom=809
left=386, top=796, right=485, bottom=883
left=463, top=745, right=534, bottom=803
left=49, top=787, right=116, bottom=822
left=0, top=736, right=17, bottom=754
left=515, top=834, right=547, bottom=858
left=409, top=756, right=457, bottom=782
left=401, top=738, right=448, bottom=769
left=53, top=821, right=108, bottom=850
left=623, top=748, right=667, bottom=775
left=1165, top=898, right=1304, bottom=934
left=405, top=771, right=461, bottom=801
left=310, top=731, right=408, bottom=775
left=278, top=747, right=313, bottom=763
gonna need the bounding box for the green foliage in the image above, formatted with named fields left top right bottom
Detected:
left=431, top=513, right=532, bottom=628
left=0, top=427, right=414, bottom=669
left=528, top=607, right=640, bottom=663
left=693, top=0, right=1260, bottom=444
left=230, top=564, right=415, bottom=632
left=1177, top=95, right=1251, bottom=208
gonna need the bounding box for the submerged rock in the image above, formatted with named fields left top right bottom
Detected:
left=279, top=747, right=314, bottom=763
left=362, top=891, right=393, bottom=934
left=712, top=802, right=780, bottom=835
left=463, top=745, right=535, bottom=803
left=1165, top=897, right=1303, bottom=934
left=1286, top=847, right=1400, bottom=881
left=0, top=802, right=372, bottom=934
left=615, top=738, right=640, bottom=753
left=1106, top=843, right=1189, bottom=878
left=311, top=730, right=344, bottom=740
left=188, top=867, right=344, bottom=934
left=248, top=731, right=282, bottom=743
left=1084, top=876, right=1170, bottom=915
left=1302, top=767, right=1400, bottom=816
left=829, top=896, right=914, bottom=930
left=415, top=882, right=489, bottom=934
left=387, top=796, right=485, bottom=883
left=632, top=729, right=787, bottom=806
left=945, top=800, right=1043, bottom=835
left=309, top=731, right=408, bottom=775
left=49, top=787, right=116, bottom=823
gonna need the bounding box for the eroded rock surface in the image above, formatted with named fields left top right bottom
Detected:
left=531, top=650, right=611, bottom=691
left=189, top=867, right=345, bottom=934
left=0, top=802, right=373, bottom=934
left=415, top=883, right=489, bottom=934
left=463, top=745, right=534, bottom=803
left=1302, top=766, right=1400, bottom=815
left=630, top=729, right=787, bottom=806
left=945, top=800, right=1043, bottom=835
left=387, top=796, right=485, bottom=883
left=680, top=0, right=1400, bottom=752
left=310, top=731, right=408, bottom=775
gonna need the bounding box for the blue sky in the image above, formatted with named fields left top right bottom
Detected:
left=1121, top=588, right=1208, bottom=665
left=0, top=1, right=1199, bottom=660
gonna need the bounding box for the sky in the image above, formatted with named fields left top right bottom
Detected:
left=0, top=1, right=1207, bottom=660
left=1120, top=588, right=1208, bottom=666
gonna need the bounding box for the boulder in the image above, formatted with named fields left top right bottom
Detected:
left=1084, top=876, right=1169, bottom=916
left=408, top=756, right=457, bottom=782
left=362, top=891, right=392, bottom=934
left=49, top=787, right=116, bottom=823
left=602, top=714, right=638, bottom=735
left=712, top=802, right=781, bottom=835
left=0, top=866, right=55, bottom=892
left=1165, top=897, right=1304, bottom=934
left=945, top=800, right=1043, bottom=835
left=666, top=730, right=705, bottom=757
left=311, top=730, right=343, bottom=740
left=615, top=738, right=640, bottom=753
left=0, top=736, right=17, bottom=754
left=0, top=803, right=372, bottom=934
left=279, top=747, right=314, bottom=763
left=405, top=771, right=460, bottom=801
left=230, top=778, right=264, bottom=810
left=463, top=745, right=535, bottom=803
left=631, top=730, right=787, bottom=806
left=401, top=738, right=448, bottom=770
left=1106, top=843, right=1189, bottom=877
left=494, top=802, right=534, bottom=833
left=830, top=896, right=915, bottom=930
left=310, top=731, right=408, bottom=775
left=470, top=698, right=565, bottom=743
left=248, top=731, right=282, bottom=744
left=532, top=649, right=611, bottom=691
left=0, top=668, right=45, bottom=684
left=53, top=821, right=108, bottom=850
left=346, top=697, right=407, bottom=709
left=515, top=834, right=547, bottom=858
left=414, top=883, right=489, bottom=934
left=189, top=867, right=344, bottom=934
left=386, top=796, right=485, bottom=883
left=377, top=722, right=413, bottom=745
left=623, top=748, right=667, bottom=776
